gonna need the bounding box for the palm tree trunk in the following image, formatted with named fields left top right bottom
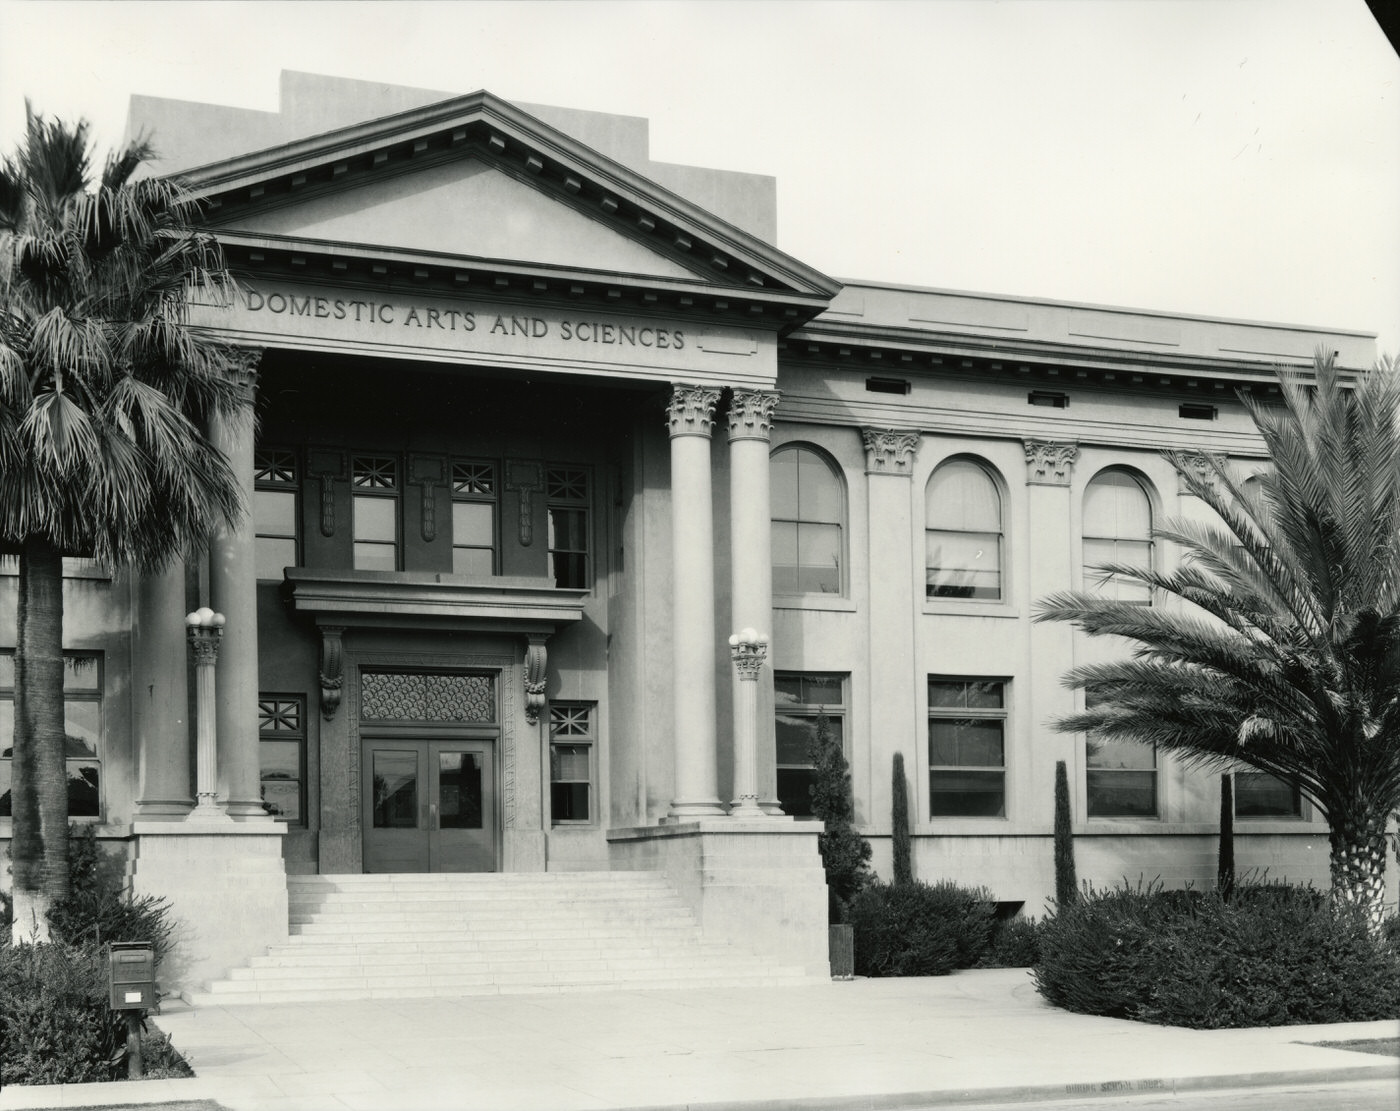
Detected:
left=9, top=548, right=45, bottom=942
left=1328, top=809, right=1389, bottom=935
left=17, top=537, right=69, bottom=930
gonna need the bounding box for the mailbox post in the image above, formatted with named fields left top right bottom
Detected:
left=107, top=942, right=155, bottom=1078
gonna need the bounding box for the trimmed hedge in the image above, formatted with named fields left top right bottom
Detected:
left=1034, top=879, right=1400, bottom=1028
left=0, top=943, right=126, bottom=1085
left=848, top=880, right=995, bottom=976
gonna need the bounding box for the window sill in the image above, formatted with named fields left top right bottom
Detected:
left=922, top=601, right=1021, bottom=619
left=774, top=595, right=857, bottom=613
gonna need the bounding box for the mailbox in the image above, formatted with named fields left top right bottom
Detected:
left=107, top=942, right=156, bottom=1011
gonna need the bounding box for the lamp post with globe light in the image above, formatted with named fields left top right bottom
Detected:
left=185, top=607, right=230, bottom=820
left=728, top=628, right=769, bottom=819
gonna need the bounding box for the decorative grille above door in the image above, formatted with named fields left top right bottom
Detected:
left=359, top=671, right=497, bottom=723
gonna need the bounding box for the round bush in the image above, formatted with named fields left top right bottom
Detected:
left=848, top=880, right=994, bottom=977
left=0, top=943, right=126, bottom=1085
left=1034, top=879, right=1400, bottom=1028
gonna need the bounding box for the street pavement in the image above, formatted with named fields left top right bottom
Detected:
left=0, top=969, right=1395, bottom=1111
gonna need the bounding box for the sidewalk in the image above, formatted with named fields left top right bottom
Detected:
left=0, top=969, right=1395, bottom=1111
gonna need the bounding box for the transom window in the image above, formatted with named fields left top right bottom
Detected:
left=774, top=672, right=846, bottom=819
left=546, top=466, right=589, bottom=589
left=0, top=652, right=103, bottom=819
left=1083, top=469, right=1154, bottom=604
left=352, top=455, right=399, bottom=571
left=928, top=678, right=1006, bottom=818
left=451, top=459, right=497, bottom=577
left=254, top=448, right=299, bottom=582
left=926, top=458, right=1003, bottom=600
left=771, top=445, right=844, bottom=596
left=549, top=703, right=595, bottom=823
left=258, top=694, right=306, bottom=825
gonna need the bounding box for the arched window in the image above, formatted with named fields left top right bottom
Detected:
left=1083, top=469, right=1154, bottom=604
left=925, top=459, right=1003, bottom=600
left=770, top=446, right=844, bottom=596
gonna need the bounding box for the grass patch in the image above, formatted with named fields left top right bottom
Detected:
left=1311, top=1038, right=1400, bottom=1058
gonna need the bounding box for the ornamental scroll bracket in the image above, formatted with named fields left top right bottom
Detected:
left=1023, top=440, right=1080, bottom=487
left=504, top=460, right=543, bottom=547
left=308, top=450, right=347, bottom=538
left=318, top=626, right=346, bottom=721
left=524, top=634, right=548, bottom=725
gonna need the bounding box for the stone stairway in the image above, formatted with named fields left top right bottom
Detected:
left=186, top=871, right=812, bottom=1005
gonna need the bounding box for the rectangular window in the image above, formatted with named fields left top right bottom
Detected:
left=258, top=695, right=306, bottom=825
left=0, top=651, right=102, bottom=819
left=254, top=448, right=299, bottom=581
left=1086, top=736, right=1158, bottom=818
left=1235, top=771, right=1302, bottom=818
left=451, top=460, right=497, bottom=576
left=774, top=672, right=846, bottom=819
left=546, top=466, right=590, bottom=589
left=352, top=455, right=399, bottom=571
left=928, top=678, right=1006, bottom=818
left=549, top=703, right=595, bottom=823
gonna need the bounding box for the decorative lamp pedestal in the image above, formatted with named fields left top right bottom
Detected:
left=728, top=629, right=769, bottom=820
left=185, top=608, right=234, bottom=824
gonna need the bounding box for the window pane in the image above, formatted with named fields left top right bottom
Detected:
left=926, top=531, right=1001, bottom=599
left=1084, top=471, right=1152, bottom=538
left=928, top=680, right=1003, bottom=710
left=1086, top=737, right=1155, bottom=770
left=795, top=522, right=840, bottom=593
left=254, top=489, right=296, bottom=536
left=354, top=542, right=397, bottom=571
left=0, top=758, right=9, bottom=817
left=548, top=507, right=587, bottom=551
left=770, top=450, right=799, bottom=519
left=929, top=771, right=1005, bottom=817
left=67, top=761, right=100, bottom=816
left=256, top=537, right=297, bottom=581
left=64, top=703, right=99, bottom=758
left=776, top=716, right=817, bottom=764
left=927, top=461, right=1001, bottom=531
left=800, top=675, right=844, bottom=706
left=63, top=657, right=100, bottom=692
left=551, top=782, right=590, bottom=822
left=354, top=496, right=397, bottom=542
left=928, top=718, right=1004, bottom=767
left=1236, top=771, right=1301, bottom=817
left=771, top=522, right=799, bottom=594
left=439, top=751, right=483, bottom=829
left=0, top=654, right=12, bottom=688
left=551, top=743, right=590, bottom=781
left=777, top=767, right=817, bottom=818
left=261, top=777, right=301, bottom=824
left=453, top=501, right=494, bottom=547
left=1087, top=770, right=1157, bottom=817
left=797, top=452, right=842, bottom=524
left=452, top=547, right=493, bottom=577
left=372, top=751, right=418, bottom=828
left=551, top=551, right=587, bottom=590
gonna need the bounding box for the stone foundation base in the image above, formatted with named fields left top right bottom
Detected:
left=129, top=820, right=288, bottom=998
left=608, top=820, right=830, bottom=977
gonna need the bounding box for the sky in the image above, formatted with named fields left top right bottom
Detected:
left=1, top=0, right=1397, bottom=356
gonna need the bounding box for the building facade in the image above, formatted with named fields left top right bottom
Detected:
left=2, top=73, right=1392, bottom=983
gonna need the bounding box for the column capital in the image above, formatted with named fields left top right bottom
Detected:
left=225, top=345, right=265, bottom=398
left=862, top=427, right=920, bottom=476
left=1176, top=450, right=1227, bottom=497
left=726, top=389, right=780, bottom=443
left=667, top=384, right=723, bottom=439
left=1023, top=439, right=1080, bottom=486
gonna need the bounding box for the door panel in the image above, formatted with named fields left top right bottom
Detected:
left=362, top=740, right=497, bottom=872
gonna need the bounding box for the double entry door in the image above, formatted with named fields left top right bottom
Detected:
left=362, top=737, right=497, bottom=872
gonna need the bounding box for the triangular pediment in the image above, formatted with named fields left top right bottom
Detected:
left=178, top=91, right=839, bottom=305
left=216, top=156, right=699, bottom=280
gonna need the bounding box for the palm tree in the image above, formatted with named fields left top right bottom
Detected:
left=1, top=108, right=245, bottom=942
left=1036, top=352, right=1400, bottom=933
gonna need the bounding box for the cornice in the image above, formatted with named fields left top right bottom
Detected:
left=216, top=230, right=830, bottom=333
left=176, top=91, right=839, bottom=305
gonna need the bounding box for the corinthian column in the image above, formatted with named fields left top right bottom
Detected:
left=667, top=384, right=726, bottom=819
left=209, top=347, right=270, bottom=820
left=727, top=389, right=782, bottom=815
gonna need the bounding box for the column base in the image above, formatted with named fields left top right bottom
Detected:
left=186, top=801, right=235, bottom=824
left=728, top=796, right=767, bottom=820
left=224, top=798, right=275, bottom=819
left=664, top=798, right=727, bottom=822
left=136, top=798, right=194, bottom=819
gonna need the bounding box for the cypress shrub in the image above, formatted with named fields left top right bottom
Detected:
left=1053, top=760, right=1077, bottom=909
left=891, top=752, right=913, bottom=886
left=808, top=712, right=872, bottom=921
left=1217, top=774, right=1235, bottom=897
